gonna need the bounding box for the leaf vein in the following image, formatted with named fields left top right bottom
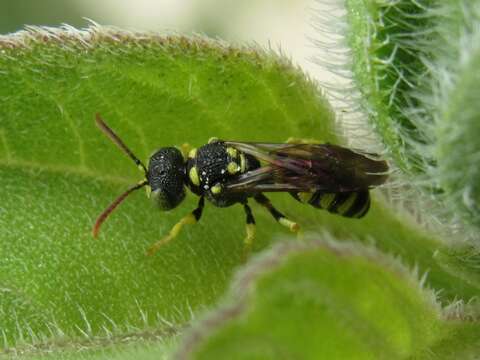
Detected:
left=0, top=158, right=132, bottom=185
left=105, top=66, right=222, bottom=127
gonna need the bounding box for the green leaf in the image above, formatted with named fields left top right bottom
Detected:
left=433, top=2, right=480, bottom=228
left=344, top=0, right=480, bottom=231
left=9, top=335, right=177, bottom=360
left=344, top=0, right=433, bottom=173
left=2, top=24, right=479, bottom=359
left=176, top=239, right=480, bottom=360
left=0, top=25, right=335, bottom=351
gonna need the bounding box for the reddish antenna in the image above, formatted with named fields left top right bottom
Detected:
left=93, top=181, right=147, bottom=237
left=92, top=114, right=148, bottom=237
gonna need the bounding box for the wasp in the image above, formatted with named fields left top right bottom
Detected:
left=93, top=114, right=388, bottom=256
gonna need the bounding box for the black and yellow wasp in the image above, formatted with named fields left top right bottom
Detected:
left=93, top=114, right=388, bottom=256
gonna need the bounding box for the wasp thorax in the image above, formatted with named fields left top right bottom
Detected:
left=147, top=147, right=186, bottom=210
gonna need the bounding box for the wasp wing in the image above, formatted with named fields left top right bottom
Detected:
left=224, top=141, right=388, bottom=194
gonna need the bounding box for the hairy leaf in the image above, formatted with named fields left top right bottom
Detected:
left=433, top=2, right=480, bottom=229
left=0, top=25, right=335, bottom=351
left=177, top=240, right=480, bottom=360
left=1, top=24, right=479, bottom=358
left=344, top=0, right=480, bottom=232
left=345, top=0, right=434, bottom=173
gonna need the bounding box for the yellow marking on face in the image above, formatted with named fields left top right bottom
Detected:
left=189, top=166, right=200, bottom=186
left=337, top=193, right=357, bottom=215
left=227, top=161, right=240, bottom=174
left=188, top=148, right=197, bottom=159
left=240, top=154, right=246, bottom=172
left=279, top=218, right=300, bottom=232
left=145, top=185, right=152, bottom=198
left=208, top=137, right=219, bottom=144
left=319, top=193, right=336, bottom=209
left=297, top=192, right=313, bottom=203
left=226, top=147, right=238, bottom=158
left=211, top=184, right=222, bottom=195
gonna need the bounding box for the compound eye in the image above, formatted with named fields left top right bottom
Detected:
left=150, top=188, right=185, bottom=210
left=148, top=147, right=186, bottom=211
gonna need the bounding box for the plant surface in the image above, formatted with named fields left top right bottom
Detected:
left=1, top=3, right=479, bottom=358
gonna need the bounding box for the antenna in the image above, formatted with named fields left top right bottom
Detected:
left=95, top=113, right=148, bottom=175
left=93, top=114, right=149, bottom=237
left=92, top=180, right=148, bottom=238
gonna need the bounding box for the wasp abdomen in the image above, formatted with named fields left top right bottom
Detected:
left=291, top=190, right=371, bottom=218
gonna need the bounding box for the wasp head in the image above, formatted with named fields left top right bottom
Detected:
left=147, top=147, right=186, bottom=210
left=92, top=114, right=186, bottom=238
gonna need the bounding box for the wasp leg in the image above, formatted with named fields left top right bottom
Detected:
left=286, top=137, right=323, bottom=144
left=208, top=137, right=220, bottom=144
left=146, top=197, right=205, bottom=256
left=242, top=202, right=256, bottom=261
left=180, top=143, right=194, bottom=160
left=254, top=193, right=300, bottom=233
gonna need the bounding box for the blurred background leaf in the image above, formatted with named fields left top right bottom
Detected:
left=177, top=240, right=480, bottom=360
left=343, top=0, right=480, bottom=233
left=1, top=0, right=324, bottom=76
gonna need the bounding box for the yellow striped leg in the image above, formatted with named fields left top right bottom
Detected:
left=146, top=197, right=205, bottom=256
left=242, top=202, right=256, bottom=261
left=254, top=194, right=300, bottom=234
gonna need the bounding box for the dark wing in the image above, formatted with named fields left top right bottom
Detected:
left=223, top=141, right=388, bottom=194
